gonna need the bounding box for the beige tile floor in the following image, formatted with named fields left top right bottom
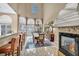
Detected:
left=21, top=46, right=57, bottom=56
left=20, top=36, right=58, bottom=56
left=0, top=36, right=58, bottom=56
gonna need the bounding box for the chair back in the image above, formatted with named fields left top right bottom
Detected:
left=16, top=34, right=22, bottom=56
left=12, top=35, right=21, bottom=51
left=19, top=35, right=21, bottom=46
left=21, top=32, right=25, bottom=45
left=23, top=33, right=25, bottom=44
left=11, top=38, right=16, bottom=52
left=39, top=34, right=44, bottom=41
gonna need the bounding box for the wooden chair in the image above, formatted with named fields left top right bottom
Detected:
left=17, top=34, right=21, bottom=56
left=13, top=34, right=23, bottom=56
left=22, top=33, right=25, bottom=45
left=35, top=36, right=39, bottom=45
left=8, top=35, right=21, bottom=56
left=50, top=33, right=54, bottom=42
left=8, top=33, right=24, bottom=55
left=38, top=34, right=45, bottom=45
left=0, top=38, right=16, bottom=56
left=19, top=32, right=25, bottom=50
left=0, top=34, right=22, bottom=56
left=33, top=33, right=39, bottom=43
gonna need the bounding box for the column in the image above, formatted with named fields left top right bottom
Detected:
left=34, top=18, right=36, bottom=25
left=26, top=17, right=28, bottom=25
left=41, top=18, right=44, bottom=32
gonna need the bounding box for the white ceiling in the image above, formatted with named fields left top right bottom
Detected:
left=58, top=3, right=78, bottom=16
left=64, top=3, right=78, bottom=10
left=0, top=3, right=16, bottom=14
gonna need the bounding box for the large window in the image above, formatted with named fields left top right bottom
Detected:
left=26, top=18, right=43, bottom=35
left=19, top=16, right=26, bottom=32
left=35, top=19, right=42, bottom=33
left=26, top=18, right=35, bottom=36
left=0, top=15, right=12, bottom=35
left=32, top=4, right=39, bottom=14
left=36, top=19, right=42, bottom=25
left=0, top=23, right=11, bottom=35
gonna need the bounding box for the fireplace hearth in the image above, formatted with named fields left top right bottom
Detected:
left=59, top=32, right=79, bottom=56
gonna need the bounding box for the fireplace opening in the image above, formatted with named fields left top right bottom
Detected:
left=59, top=32, right=79, bottom=56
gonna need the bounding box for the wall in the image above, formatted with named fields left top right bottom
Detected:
left=43, top=3, right=66, bottom=24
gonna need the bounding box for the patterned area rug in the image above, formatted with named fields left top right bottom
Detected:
left=25, top=36, right=52, bottom=49
left=20, top=36, right=56, bottom=56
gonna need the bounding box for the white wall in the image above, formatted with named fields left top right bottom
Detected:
left=43, top=3, right=66, bottom=24
left=0, top=15, right=12, bottom=24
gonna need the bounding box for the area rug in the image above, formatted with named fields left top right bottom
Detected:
left=25, top=36, right=52, bottom=49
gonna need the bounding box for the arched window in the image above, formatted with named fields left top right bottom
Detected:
left=27, top=18, right=34, bottom=25
left=32, top=4, right=39, bottom=14
left=19, top=16, right=26, bottom=32
left=0, top=15, right=12, bottom=35
left=27, top=18, right=35, bottom=36
left=35, top=19, right=42, bottom=33
left=36, top=19, right=42, bottom=25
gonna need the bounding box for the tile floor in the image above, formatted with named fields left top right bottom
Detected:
left=25, top=36, right=52, bottom=49
left=21, top=36, right=57, bottom=56
left=0, top=35, right=57, bottom=56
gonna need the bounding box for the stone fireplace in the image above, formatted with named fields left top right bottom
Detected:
left=59, top=32, right=79, bottom=56
left=53, top=3, right=79, bottom=56
left=53, top=26, right=79, bottom=56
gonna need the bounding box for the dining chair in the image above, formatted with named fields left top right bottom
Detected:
left=38, top=34, right=45, bottom=45
left=17, top=34, right=22, bottom=56
left=0, top=38, right=16, bottom=56
left=0, top=34, right=22, bottom=56
left=22, top=33, right=25, bottom=45
left=33, top=32, right=39, bottom=43
left=19, top=32, right=25, bottom=51
left=8, top=34, right=21, bottom=56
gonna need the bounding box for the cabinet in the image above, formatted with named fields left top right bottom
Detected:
left=50, top=32, right=54, bottom=42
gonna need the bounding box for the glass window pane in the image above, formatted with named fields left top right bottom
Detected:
left=19, top=16, right=26, bottom=32
left=32, top=4, right=39, bottom=14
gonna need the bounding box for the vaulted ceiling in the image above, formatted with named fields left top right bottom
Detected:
left=8, top=3, right=66, bottom=24
left=9, top=3, right=43, bottom=19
